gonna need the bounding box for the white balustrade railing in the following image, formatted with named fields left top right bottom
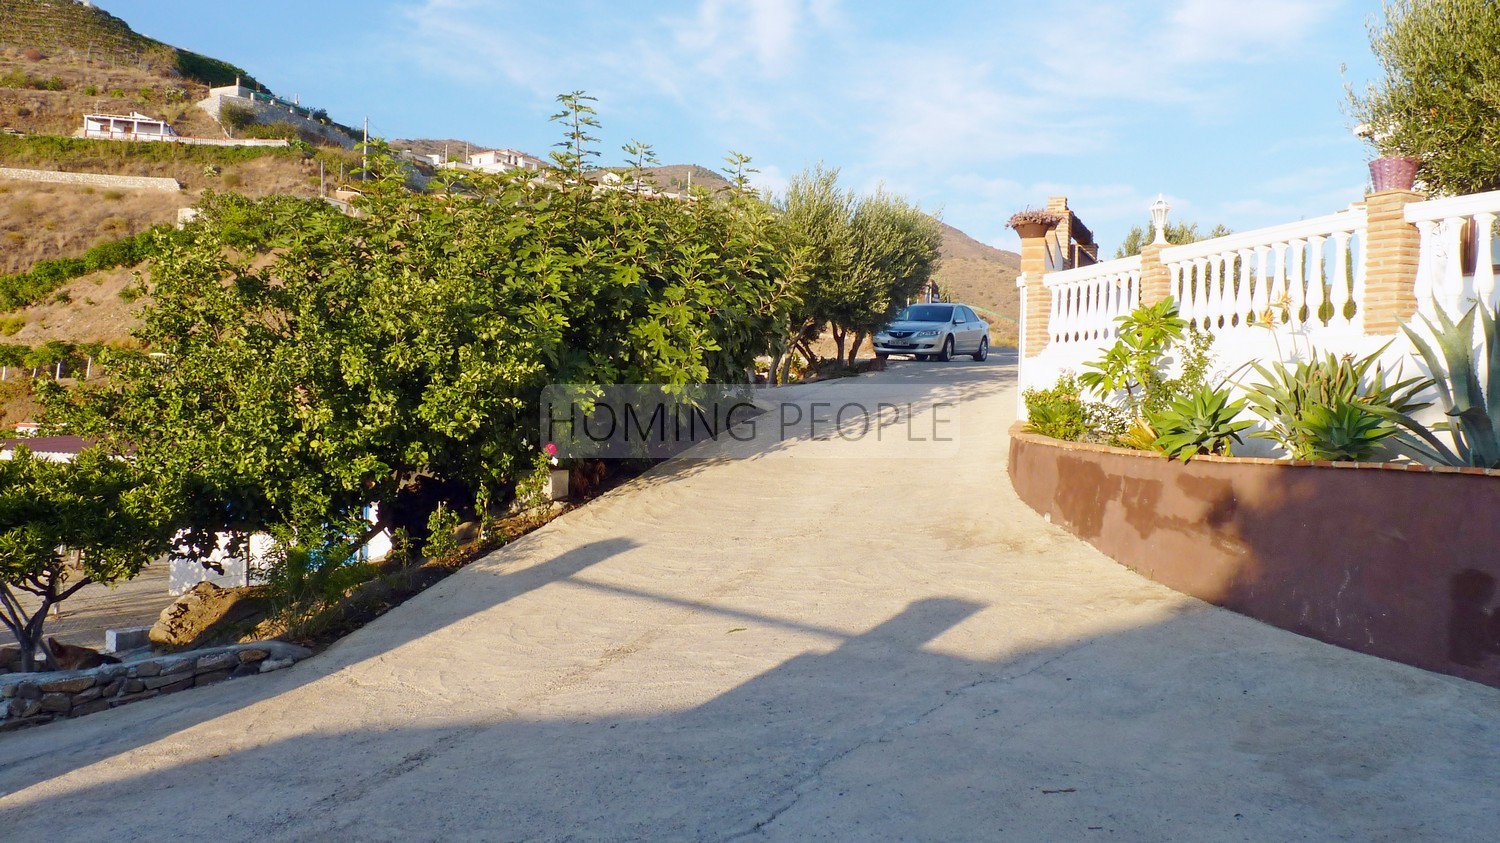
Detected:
left=1405, top=188, right=1500, bottom=317
left=1161, top=208, right=1367, bottom=336
left=1041, top=256, right=1141, bottom=345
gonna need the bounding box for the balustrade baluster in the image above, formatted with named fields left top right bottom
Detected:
left=1252, top=245, right=1271, bottom=321
left=1413, top=219, right=1440, bottom=318
left=1056, top=282, right=1068, bottom=342
left=1271, top=242, right=1289, bottom=324
left=1331, top=230, right=1352, bottom=329
left=1213, top=254, right=1229, bottom=329
left=1307, top=234, right=1328, bottom=326
left=1195, top=258, right=1212, bottom=330
left=1475, top=212, right=1498, bottom=307
left=1170, top=263, right=1187, bottom=322
left=1235, top=248, right=1253, bottom=327
left=1443, top=216, right=1466, bottom=311
left=1287, top=239, right=1307, bottom=327
left=1092, top=279, right=1104, bottom=337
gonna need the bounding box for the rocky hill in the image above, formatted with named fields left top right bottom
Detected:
left=932, top=222, right=1020, bottom=346
left=0, top=0, right=262, bottom=90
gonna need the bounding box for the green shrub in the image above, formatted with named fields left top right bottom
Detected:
left=0, top=227, right=167, bottom=311
left=82, top=84, right=98, bottom=96
left=219, top=102, right=257, bottom=133
left=1080, top=298, right=1215, bottom=418
left=420, top=503, right=461, bottom=560
left=1023, top=374, right=1092, bottom=441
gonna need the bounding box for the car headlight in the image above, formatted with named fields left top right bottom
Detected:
left=916, top=329, right=938, bottom=337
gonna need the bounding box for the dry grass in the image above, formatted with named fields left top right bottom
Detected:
left=0, top=181, right=181, bottom=274
left=4, top=263, right=148, bottom=344
left=0, top=378, right=44, bottom=428
left=0, top=47, right=222, bottom=138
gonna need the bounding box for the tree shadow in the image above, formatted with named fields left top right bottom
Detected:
left=1, top=592, right=1496, bottom=841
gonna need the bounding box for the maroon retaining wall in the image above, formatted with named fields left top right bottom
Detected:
left=1008, top=426, right=1500, bottom=688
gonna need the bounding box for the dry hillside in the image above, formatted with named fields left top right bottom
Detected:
left=932, top=222, right=1021, bottom=347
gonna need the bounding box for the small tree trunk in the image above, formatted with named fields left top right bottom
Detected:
left=847, top=332, right=866, bottom=365
left=831, top=327, right=846, bottom=363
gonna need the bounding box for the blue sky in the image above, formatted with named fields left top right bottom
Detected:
left=93, top=0, right=1388, bottom=255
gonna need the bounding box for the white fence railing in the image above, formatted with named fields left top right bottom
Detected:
left=1406, top=188, right=1500, bottom=318
left=1162, top=208, right=1368, bottom=336
left=1041, top=255, right=1141, bottom=346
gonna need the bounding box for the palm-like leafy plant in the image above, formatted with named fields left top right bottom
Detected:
left=1287, top=402, right=1398, bottom=461
left=1079, top=297, right=1187, bottom=416
left=1244, top=348, right=1430, bottom=461
left=1147, top=384, right=1254, bottom=462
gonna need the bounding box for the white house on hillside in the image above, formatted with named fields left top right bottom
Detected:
left=83, top=112, right=176, bottom=141
left=467, top=148, right=546, bottom=174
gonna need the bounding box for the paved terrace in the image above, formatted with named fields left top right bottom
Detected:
left=1, top=353, right=1496, bottom=840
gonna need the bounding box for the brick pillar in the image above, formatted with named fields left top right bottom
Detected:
left=1362, top=189, right=1425, bottom=335
left=1139, top=242, right=1170, bottom=306
left=1018, top=222, right=1059, bottom=359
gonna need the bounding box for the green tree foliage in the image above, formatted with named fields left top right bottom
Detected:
left=0, top=446, right=177, bottom=671
left=45, top=105, right=801, bottom=575
left=1349, top=0, right=1500, bottom=194
left=774, top=165, right=941, bottom=373
left=1114, top=221, right=1233, bottom=258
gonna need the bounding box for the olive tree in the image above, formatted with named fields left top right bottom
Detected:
left=1115, top=221, right=1232, bottom=259
left=1349, top=0, right=1500, bottom=194
left=774, top=166, right=941, bottom=374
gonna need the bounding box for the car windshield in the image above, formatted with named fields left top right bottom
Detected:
left=895, top=305, right=954, bottom=323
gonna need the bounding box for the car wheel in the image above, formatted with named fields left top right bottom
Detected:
left=875, top=352, right=889, bottom=361
left=936, top=336, right=954, bottom=362
left=972, top=336, right=989, bottom=362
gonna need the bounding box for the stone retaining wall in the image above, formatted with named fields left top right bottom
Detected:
left=0, top=167, right=181, bottom=192
left=1008, top=425, right=1500, bottom=689
left=0, top=641, right=311, bottom=732
left=196, top=92, right=355, bottom=150
left=82, top=132, right=291, bottom=149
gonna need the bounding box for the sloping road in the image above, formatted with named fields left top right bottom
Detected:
left=2, top=353, right=1497, bottom=841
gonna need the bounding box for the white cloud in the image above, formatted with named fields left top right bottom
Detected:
left=1029, top=0, right=1343, bottom=107
left=667, top=0, right=838, bottom=78
left=387, top=1, right=559, bottom=97
left=749, top=162, right=790, bottom=197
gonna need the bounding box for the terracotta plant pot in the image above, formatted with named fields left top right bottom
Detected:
left=1011, top=221, right=1054, bottom=240
left=1369, top=156, right=1420, bottom=192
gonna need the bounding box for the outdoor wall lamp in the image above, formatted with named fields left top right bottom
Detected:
left=1150, top=194, right=1170, bottom=245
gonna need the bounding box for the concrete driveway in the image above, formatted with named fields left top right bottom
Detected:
left=2, top=353, right=1497, bottom=841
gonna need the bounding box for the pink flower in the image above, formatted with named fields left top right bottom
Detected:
left=543, top=442, right=558, bottom=457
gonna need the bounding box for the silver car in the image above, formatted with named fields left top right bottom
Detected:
left=873, top=303, right=990, bottom=362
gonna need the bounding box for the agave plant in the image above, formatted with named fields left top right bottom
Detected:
left=1147, top=384, right=1254, bottom=462
left=1244, top=347, right=1431, bottom=461
left=1399, top=300, right=1500, bottom=467
left=1287, top=402, right=1398, bottom=461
